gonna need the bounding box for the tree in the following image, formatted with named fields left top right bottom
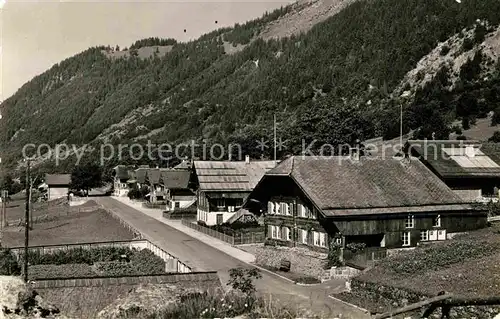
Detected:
left=488, top=131, right=500, bottom=143
left=70, top=163, right=103, bottom=196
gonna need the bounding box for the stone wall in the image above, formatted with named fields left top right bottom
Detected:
left=253, top=244, right=327, bottom=279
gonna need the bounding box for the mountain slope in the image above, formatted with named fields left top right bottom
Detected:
left=2, top=0, right=500, bottom=174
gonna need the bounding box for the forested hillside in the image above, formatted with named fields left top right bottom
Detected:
left=2, top=0, right=500, bottom=175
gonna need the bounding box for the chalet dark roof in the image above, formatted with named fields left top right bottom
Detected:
left=113, top=165, right=133, bottom=180
left=408, top=140, right=500, bottom=178
left=174, top=160, right=192, bottom=170
left=194, top=160, right=276, bottom=192
left=134, top=168, right=148, bottom=184
left=45, top=174, right=71, bottom=186
left=265, top=156, right=472, bottom=217
left=160, top=170, right=191, bottom=189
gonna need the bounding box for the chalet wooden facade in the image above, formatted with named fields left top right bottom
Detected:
left=160, top=169, right=196, bottom=211
left=246, top=156, right=487, bottom=255
left=408, top=140, right=500, bottom=202
left=194, top=156, right=275, bottom=226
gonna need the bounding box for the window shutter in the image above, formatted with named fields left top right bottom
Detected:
left=267, top=202, right=272, bottom=214
left=268, top=225, right=272, bottom=238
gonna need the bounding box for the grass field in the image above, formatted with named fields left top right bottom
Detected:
left=2, top=208, right=135, bottom=247
left=336, top=223, right=500, bottom=313
left=4, top=198, right=71, bottom=222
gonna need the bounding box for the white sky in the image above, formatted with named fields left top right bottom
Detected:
left=0, top=0, right=291, bottom=100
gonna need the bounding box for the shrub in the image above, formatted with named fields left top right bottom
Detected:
left=457, top=135, right=467, bottom=140
left=440, top=45, right=450, bottom=56
left=227, top=267, right=262, bottom=298
left=462, top=37, right=474, bottom=51
left=0, top=249, right=21, bottom=276
left=489, top=131, right=500, bottom=143
left=29, top=264, right=95, bottom=279
left=491, top=108, right=500, bottom=126
left=326, top=241, right=343, bottom=269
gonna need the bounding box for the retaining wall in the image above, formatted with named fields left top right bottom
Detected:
left=32, top=271, right=220, bottom=289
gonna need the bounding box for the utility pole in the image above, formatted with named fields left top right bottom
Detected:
left=23, top=160, right=30, bottom=283
left=273, top=113, right=277, bottom=166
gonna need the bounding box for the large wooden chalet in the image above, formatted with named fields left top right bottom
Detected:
left=246, top=155, right=487, bottom=255
left=408, top=140, right=500, bottom=202
left=194, top=156, right=275, bottom=226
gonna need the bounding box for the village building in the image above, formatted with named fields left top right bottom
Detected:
left=246, top=155, right=487, bottom=258
left=45, top=174, right=71, bottom=201
left=407, top=140, right=500, bottom=202
left=194, top=156, right=275, bottom=226
left=161, top=169, right=196, bottom=212
left=112, top=165, right=134, bottom=197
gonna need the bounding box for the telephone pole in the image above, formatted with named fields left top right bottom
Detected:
left=23, top=160, right=30, bottom=283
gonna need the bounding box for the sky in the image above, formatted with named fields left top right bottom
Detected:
left=0, top=0, right=291, bottom=100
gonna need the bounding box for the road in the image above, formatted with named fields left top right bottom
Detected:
left=95, top=197, right=370, bottom=318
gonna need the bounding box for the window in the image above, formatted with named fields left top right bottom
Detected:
left=287, top=203, right=293, bottom=216
left=282, top=227, right=291, bottom=241
left=319, top=233, right=327, bottom=247
left=402, top=232, right=411, bottom=246
left=175, top=202, right=180, bottom=208
left=301, top=229, right=308, bottom=244
left=280, top=203, right=288, bottom=215
left=334, top=237, right=342, bottom=245
left=297, top=203, right=305, bottom=218
left=268, top=202, right=275, bottom=214
left=276, top=202, right=281, bottom=215
left=432, top=215, right=441, bottom=227
left=405, top=215, right=414, bottom=228
left=313, top=232, right=320, bottom=246
left=216, top=199, right=225, bottom=208
left=420, top=230, right=429, bottom=241
left=271, top=225, right=280, bottom=239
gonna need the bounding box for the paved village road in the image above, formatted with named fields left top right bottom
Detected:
left=95, top=197, right=370, bottom=319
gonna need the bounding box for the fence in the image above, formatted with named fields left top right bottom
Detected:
left=181, top=220, right=265, bottom=245
left=8, top=239, right=192, bottom=273
left=7, top=205, right=102, bottom=227
left=162, top=211, right=196, bottom=221
left=143, top=202, right=166, bottom=209
left=343, top=247, right=387, bottom=267
left=31, top=271, right=220, bottom=289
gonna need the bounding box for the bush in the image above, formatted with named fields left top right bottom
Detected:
left=440, top=45, right=450, bottom=56
left=29, top=264, right=95, bottom=279
left=457, top=135, right=467, bottom=140
left=491, top=108, right=500, bottom=126
left=0, top=249, right=21, bottom=275
left=489, top=131, right=500, bottom=143
left=25, top=247, right=133, bottom=265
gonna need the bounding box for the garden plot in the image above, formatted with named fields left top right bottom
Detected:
left=2, top=209, right=135, bottom=247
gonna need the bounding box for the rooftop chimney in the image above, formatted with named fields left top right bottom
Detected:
left=245, top=155, right=250, bottom=164
left=465, top=145, right=475, bottom=158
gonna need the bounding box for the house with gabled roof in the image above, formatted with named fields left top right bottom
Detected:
left=112, top=165, right=135, bottom=197
left=246, top=155, right=486, bottom=258
left=160, top=169, right=196, bottom=211
left=193, top=156, right=276, bottom=226
left=407, top=140, right=500, bottom=202
left=45, top=174, right=71, bottom=201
